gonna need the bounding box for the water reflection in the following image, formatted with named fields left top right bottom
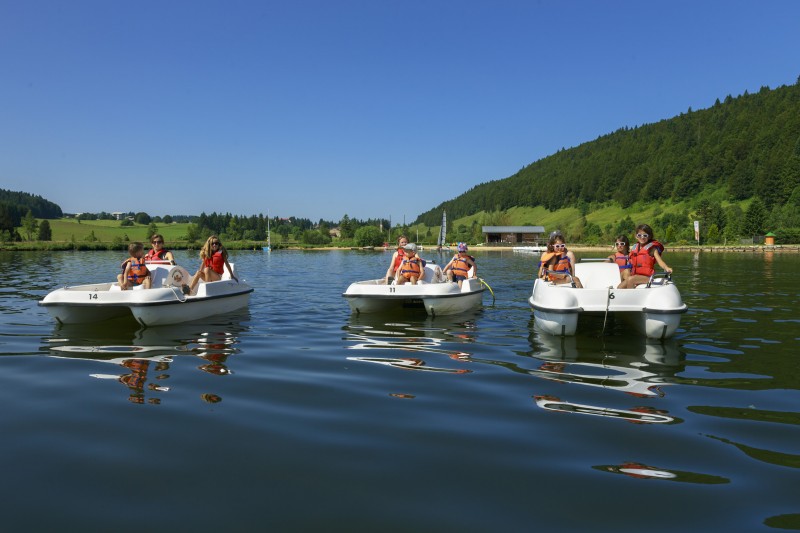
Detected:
left=42, top=315, right=248, bottom=404
left=525, top=323, right=685, bottom=424
left=593, top=462, right=729, bottom=484
left=343, top=314, right=477, bottom=374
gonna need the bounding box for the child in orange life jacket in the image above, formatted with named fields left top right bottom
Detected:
left=118, top=242, right=151, bottom=290
left=538, top=232, right=583, bottom=288
left=396, top=243, right=425, bottom=285
left=607, top=234, right=632, bottom=282
left=617, top=224, right=673, bottom=289
left=443, top=243, right=476, bottom=286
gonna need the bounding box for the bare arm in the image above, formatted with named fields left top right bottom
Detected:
left=386, top=252, right=399, bottom=277
left=224, top=258, right=238, bottom=282
left=653, top=250, right=672, bottom=274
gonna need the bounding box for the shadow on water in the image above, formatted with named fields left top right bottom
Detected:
left=40, top=309, right=251, bottom=404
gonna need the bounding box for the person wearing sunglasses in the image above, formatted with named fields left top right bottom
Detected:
left=185, top=235, right=238, bottom=295
left=537, top=231, right=583, bottom=288
left=617, top=224, right=672, bottom=289
left=606, top=234, right=632, bottom=282
left=144, top=234, right=175, bottom=265
left=443, top=242, right=477, bottom=286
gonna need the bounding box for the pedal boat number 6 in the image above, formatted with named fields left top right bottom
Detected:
left=343, top=264, right=485, bottom=316
left=529, top=261, right=687, bottom=340
left=39, top=264, right=253, bottom=327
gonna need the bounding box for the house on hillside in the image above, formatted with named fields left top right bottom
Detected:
left=482, top=226, right=546, bottom=245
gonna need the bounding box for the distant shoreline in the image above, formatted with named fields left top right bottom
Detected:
left=2, top=243, right=798, bottom=253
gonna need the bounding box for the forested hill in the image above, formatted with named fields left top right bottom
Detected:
left=0, top=189, right=63, bottom=223
left=415, top=78, right=800, bottom=226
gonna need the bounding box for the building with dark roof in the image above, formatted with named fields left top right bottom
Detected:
left=482, top=226, right=546, bottom=245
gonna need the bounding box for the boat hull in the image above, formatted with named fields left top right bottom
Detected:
left=343, top=276, right=484, bottom=317
left=529, top=262, right=687, bottom=339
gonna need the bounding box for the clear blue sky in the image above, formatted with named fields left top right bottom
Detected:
left=2, top=1, right=799, bottom=224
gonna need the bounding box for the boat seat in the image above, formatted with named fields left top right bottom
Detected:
left=221, top=263, right=236, bottom=281
left=418, top=265, right=445, bottom=284
left=574, top=262, right=621, bottom=289
left=147, top=265, right=172, bottom=288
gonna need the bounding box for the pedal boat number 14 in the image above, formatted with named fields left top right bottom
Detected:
left=529, top=260, right=687, bottom=340
left=39, top=263, right=253, bottom=327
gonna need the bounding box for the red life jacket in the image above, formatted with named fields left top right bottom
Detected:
left=613, top=252, right=631, bottom=270
left=203, top=251, right=225, bottom=275
left=629, top=240, right=664, bottom=277
left=393, top=248, right=406, bottom=271
left=145, top=248, right=171, bottom=264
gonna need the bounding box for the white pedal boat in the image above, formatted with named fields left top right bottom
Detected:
left=529, top=261, right=687, bottom=339
left=39, top=264, right=253, bottom=327
left=343, top=264, right=485, bottom=316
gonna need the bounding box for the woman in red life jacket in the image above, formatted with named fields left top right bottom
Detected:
left=145, top=234, right=175, bottom=265
left=118, top=242, right=152, bottom=290
left=185, top=235, right=238, bottom=295
left=537, top=231, right=583, bottom=288
left=396, top=243, right=425, bottom=285
left=443, top=242, right=477, bottom=286
left=385, top=234, right=409, bottom=284
left=118, top=233, right=176, bottom=274
left=617, top=224, right=673, bottom=289
left=606, top=234, right=632, bottom=282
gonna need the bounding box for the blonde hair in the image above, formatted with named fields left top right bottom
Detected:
left=200, top=235, right=228, bottom=261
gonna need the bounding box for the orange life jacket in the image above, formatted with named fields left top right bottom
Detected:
left=629, top=240, right=664, bottom=277
left=450, top=255, right=473, bottom=278
left=539, top=251, right=571, bottom=280
left=127, top=258, right=149, bottom=284
left=399, top=257, right=423, bottom=279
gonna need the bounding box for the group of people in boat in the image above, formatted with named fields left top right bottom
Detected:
left=385, top=235, right=477, bottom=286
left=118, top=234, right=237, bottom=294
left=537, top=224, right=673, bottom=289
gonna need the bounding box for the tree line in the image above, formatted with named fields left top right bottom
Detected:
left=0, top=189, right=63, bottom=239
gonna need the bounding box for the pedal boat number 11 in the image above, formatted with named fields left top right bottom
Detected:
left=529, top=260, right=687, bottom=339
left=343, top=264, right=485, bottom=316
left=39, top=264, right=253, bottom=327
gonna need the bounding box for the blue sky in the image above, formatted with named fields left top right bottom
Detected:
left=2, top=1, right=799, bottom=224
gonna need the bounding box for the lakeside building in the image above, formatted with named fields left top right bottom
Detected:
left=482, top=226, right=545, bottom=245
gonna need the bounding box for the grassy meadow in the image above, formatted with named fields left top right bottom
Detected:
left=48, top=218, right=190, bottom=244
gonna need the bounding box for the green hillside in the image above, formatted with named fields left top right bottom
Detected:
left=414, top=79, right=800, bottom=244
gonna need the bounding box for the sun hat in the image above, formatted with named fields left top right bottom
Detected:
left=403, top=243, right=417, bottom=252
left=457, top=243, right=468, bottom=252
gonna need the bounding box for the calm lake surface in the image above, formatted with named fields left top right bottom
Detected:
left=1, top=248, right=798, bottom=531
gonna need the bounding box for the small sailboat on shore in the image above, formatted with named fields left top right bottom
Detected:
left=437, top=211, right=450, bottom=252
left=263, top=213, right=271, bottom=252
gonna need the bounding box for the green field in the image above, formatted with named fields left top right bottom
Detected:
left=47, top=218, right=191, bottom=244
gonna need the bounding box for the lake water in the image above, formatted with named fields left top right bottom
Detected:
left=1, top=248, right=798, bottom=531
